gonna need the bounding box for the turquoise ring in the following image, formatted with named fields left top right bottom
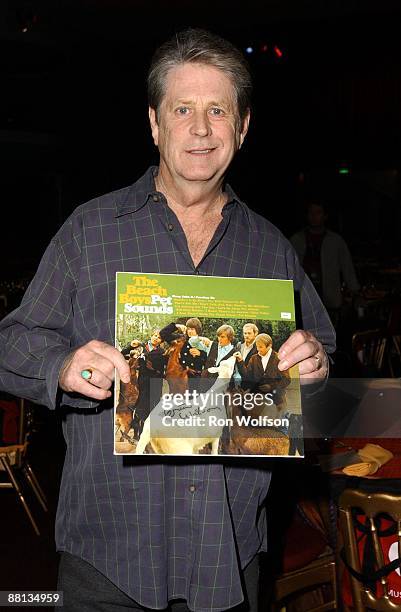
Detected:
left=81, top=368, right=93, bottom=381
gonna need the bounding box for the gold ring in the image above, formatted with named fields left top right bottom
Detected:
left=81, top=368, right=93, bottom=381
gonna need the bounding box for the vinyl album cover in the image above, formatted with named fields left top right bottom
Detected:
left=114, top=272, right=302, bottom=457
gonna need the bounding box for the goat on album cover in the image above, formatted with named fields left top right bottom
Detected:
left=114, top=272, right=302, bottom=457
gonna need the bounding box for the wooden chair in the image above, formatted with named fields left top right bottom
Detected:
left=352, top=329, right=387, bottom=376
left=338, top=488, right=401, bottom=611
left=386, top=299, right=401, bottom=376
left=388, top=334, right=401, bottom=377
left=272, top=499, right=338, bottom=611
left=274, top=555, right=337, bottom=612
left=0, top=397, right=48, bottom=535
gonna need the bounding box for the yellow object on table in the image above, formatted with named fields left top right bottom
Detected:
left=342, top=443, right=393, bottom=476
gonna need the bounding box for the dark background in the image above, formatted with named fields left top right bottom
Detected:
left=0, top=0, right=400, bottom=280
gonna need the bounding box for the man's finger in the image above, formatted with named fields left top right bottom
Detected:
left=298, top=356, right=323, bottom=376
left=78, top=368, right=113, bottom=391
left=90, top=341, right=131, bottom=383
left=78, top=353, right=116, bottom=381
left=59, top=341, right=131, bottom=394
left=278, top=330, right=309, bottom=359
left=278, top=339, right=319, bottom=371
left=71, top=376, right=112, bottom=400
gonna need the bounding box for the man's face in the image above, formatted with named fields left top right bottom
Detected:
left=256, top=341, right=270, bottom=357
left=307, top=204, right=326, bottom=229
left=149, top=63, right=250, bottom=186
left=186, top=327, right=197, bottom=337
left=243, top=325, right=257, bottom=346
left=150, top=331, right=161, bottom=346
left=218, top=332, right=231, bottom=347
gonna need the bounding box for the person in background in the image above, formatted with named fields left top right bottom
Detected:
left=290, top=199, right=360, bottom=325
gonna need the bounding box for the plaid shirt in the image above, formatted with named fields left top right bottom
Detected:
left=0, top=167, right=335, bottom=611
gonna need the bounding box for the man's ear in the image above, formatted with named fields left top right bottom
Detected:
left=238, top=109, right=251, bottom=149
left=149, top=107, right=159, bottom=147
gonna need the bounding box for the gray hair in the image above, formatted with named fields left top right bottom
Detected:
left=147, top=28, right=252, bottom=127
left=255, top=333, right=273, bottom=348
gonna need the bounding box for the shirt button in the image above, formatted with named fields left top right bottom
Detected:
left=152, top=194, right=159, bottom=202
left=189, top=485, right=196, bottom=493
left=168, top=223, right=174, bottom=231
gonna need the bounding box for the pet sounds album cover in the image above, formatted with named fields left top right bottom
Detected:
left=114, top=272, right=302, bottom=457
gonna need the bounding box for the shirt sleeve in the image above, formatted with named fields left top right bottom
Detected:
left=0, top=236, right=77, bottom=409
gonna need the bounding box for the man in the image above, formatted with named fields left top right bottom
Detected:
left=291, top=199, right=360, bottom=324
left=160, top=318, right=207, bottom=373
left=180, top=318, right=208, bottom=388
left=144, top=329, right=163, bottom=354
left=238, top=323, right=259, bottom=365
left=203, top=324, right=238, bottom=375
left=234, top=323, right=258, bottom=388
left=160, top=318, right=207, bottom=392
left=235, top=333, right=291, bottom=413
left=0, top=29, right=334, bottom=612
left=134, top=329, right=165, bottom=425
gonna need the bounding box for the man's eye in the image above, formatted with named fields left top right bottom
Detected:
left=210, top=108, right=224, bottom=116
left=176, top=107, right=190, bottom=115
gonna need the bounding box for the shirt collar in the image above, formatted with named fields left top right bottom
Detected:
left=261, top=348, right=273, bottom=365
left=242, top=341, right=255, bottom=355
left=218, top=343, right=233, bottom=356
left=115, top=166, right=159, bottom=217
left=115, top=165, right=253, bottom=225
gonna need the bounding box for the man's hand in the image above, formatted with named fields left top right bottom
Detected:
left=277, top=330, right=328, bottom=381
left=233, top=351, right=243, bottom=362
left=59, top=340, right=131, bottom=401
left=189, top=348, right=201, bottom=357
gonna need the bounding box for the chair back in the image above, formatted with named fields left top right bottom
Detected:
left=352, top=329, right=387, bottom=376
left=339, top=487, right=401, bottom=611
left=0, top=395, right=27, bottom=466
left=0, top=396, right=47, bottom=535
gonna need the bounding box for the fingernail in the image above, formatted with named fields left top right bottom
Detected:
left=279, top=359, right=289, bottom=370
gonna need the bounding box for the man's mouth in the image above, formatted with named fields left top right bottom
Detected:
left=187, top=148, right=215, bottom=155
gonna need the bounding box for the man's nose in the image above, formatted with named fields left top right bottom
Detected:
left=190, top=110, right=211, bottom=137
